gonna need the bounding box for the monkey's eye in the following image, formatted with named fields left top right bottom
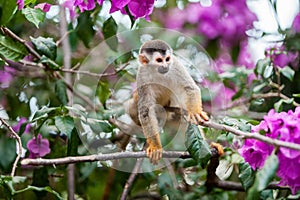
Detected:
left=156, top=58, right=163, bottom=63
left=166, top=56, right=170, bottom=62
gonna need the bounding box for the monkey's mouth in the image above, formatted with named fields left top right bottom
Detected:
left=158, top=66, right=169, bottom=74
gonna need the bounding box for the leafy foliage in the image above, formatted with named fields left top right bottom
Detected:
left=185, top=124, right=211, bottom=168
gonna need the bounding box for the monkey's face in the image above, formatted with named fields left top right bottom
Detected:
left=139, top=51, right=172, bottom=74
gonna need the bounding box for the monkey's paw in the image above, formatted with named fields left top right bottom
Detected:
left=186, top=111, right=209, bottom=124
left=146, top=145, right=162, bottom=165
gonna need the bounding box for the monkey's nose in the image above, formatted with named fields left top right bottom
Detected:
left=158, top=65, right=169, bottom=74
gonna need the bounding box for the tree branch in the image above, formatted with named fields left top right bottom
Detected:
left=201, top=120, right=300, bottom=151
left=60, top=63, right=129, bottom=78
left=0, top=118, right=23, bottom=177
left=120, top=158, right=144, bottom=200
left=20, top=151, right=189, bottom=166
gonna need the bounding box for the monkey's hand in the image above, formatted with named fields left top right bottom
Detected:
left=146, top=134, right=163, bottom=164
left=186, top=110, right=209, bottom=124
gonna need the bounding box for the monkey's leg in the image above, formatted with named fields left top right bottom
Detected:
left=139, top=105, right=162, bottom=164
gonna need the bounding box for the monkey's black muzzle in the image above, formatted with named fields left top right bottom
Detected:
left=158, top=65, right=169, bottom=74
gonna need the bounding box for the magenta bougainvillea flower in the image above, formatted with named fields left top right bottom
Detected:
left=292, top=13, right=300, bottom=32
left=266, top=46, right=298, bottom=69
left=239, top=108, right=300, bottom=194
left=0, top=66, right=15, bottom=89
left=16, top=0, right=24, bottom=10
left=27, top=134, right=51, bottom=158
left=13, top=117, right=31, bottom=134
left=128, top=0, right=155, bottom=21
left=110, top=0, right=131, bottom=14
left=34, top=3, right=52, bottom=12
left=110, top=0, right=155, bottom=20
left=74, top=0, right=96, bottom=12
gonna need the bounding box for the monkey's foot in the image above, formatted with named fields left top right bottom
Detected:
left=146, top=145, right=162, bottom=165
left=186, top=111, right=209, bottom=124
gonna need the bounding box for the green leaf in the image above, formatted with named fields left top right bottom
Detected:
left=102, top=16, right=118, bottom=52
left=252, top=82, right=267, bottom=93
left=293, top=93, right=300, bottom=98
left=39, top=55, right=60, bottom=70
left=231, top=89, right=243, bottom=101
left=89, top=119, right=113, bottom=133
left=238, top=162, right=255, bottom=190
left=16, top=186, right=63, bottom=200
left=246, top=153, right=278, bottom=200
left=0, top=134, right=16, bottom=172
left=76, top=12, right=95, bottom=48
left=185, top=124, right=211, bottom=168
left=0, top=0, right=17, bottom=25
left=274, top=99, right=283, bottom=112
left=22, top=7, right=45, bottom=28
left=255, top=58, right=270, bottom=76
left=32, top=107, right=58, bottom=122
left=30, top=36, right=57, bottom=60
left=0, top=36, right=28, bottom=61
left=280, top=66, right=295, bottom=81
left=55, top=80, right=68, bottom=106
left=55, top=116, right=74, bottom=138
left=24, top=0, right=37, bottom=6
left=67, top=128, right=79, bottom=156
left=263, top=65, right=273, bottom=79
left=274, top=98, right=294, bottom=112
left=97, top=81, right=111, bottom=106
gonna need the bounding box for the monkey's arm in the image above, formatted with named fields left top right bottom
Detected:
left=138, top=85, right=162, bottom=164
left=184, top=85, right=209, bottom=124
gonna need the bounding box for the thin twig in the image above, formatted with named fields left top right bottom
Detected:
left=21, top=151, right=189, bottom=166
left=0, top=118, right=23, bottom=177
left=252, top=92, right=300, bottom=107
left=120, top=158, right=144, bottom=200
left=60, top=63, right=129, bottom=78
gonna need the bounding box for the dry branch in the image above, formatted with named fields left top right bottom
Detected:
left=21, top=151, right=189, bottom=166
left=0, top=118, right=23, bottom=176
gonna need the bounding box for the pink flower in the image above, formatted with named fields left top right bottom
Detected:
left=292, top=13, right=300, bottom=32
left=238, top=139, right=273, bottom=170
left=239, top=108, right=300, bottom=194
left=13, top=118, right=31, bottom=134
left=75, top=0, right=95, bottom=12
left=128, top=0, right=155, bottom=21
left=27, top=134, right=51, bottom=158
left=16, top=0, right=24, bottom=10
left=34, top=3, right=51, bottom=12
left=0, top=66, right=15, bottom=88
left=110, top=0, right=155, bottom=20
left=63, top=0, right=78, bottom=20
left=110, top=0, right=131, bottom=14
left=266, top=46, right=298, bottom=68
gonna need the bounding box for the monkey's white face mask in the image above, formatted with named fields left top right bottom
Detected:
left=139, top=51, right=172, bottom=74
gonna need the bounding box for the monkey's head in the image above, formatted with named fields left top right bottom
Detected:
left=139, top=40, right=173, bottom=74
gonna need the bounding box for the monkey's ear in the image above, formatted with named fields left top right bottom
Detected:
left=139, top=54, right=149, bottom=65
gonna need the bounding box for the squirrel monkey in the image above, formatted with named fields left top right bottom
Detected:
left=126, top=40, right=209, bottom=164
